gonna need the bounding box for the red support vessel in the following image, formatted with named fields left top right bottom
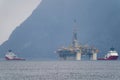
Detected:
left=5, top=50, right=25, bottom=61
left=98, top=48, right=119, bottom=60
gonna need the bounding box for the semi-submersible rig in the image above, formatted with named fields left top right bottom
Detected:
left=56, top=21, right=99, bottom=60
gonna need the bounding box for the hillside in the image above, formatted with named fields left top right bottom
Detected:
left=0, top=0, right=120, bottom=60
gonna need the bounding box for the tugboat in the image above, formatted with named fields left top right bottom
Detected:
left=5, top=50, right=25, bottom=60
left=98, top=47, right=119, bottom=60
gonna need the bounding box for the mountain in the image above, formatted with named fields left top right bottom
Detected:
left=0, top=0, right=120, bottom=60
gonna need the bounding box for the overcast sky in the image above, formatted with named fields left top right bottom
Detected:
left=0, top=0, right=42, bottom=45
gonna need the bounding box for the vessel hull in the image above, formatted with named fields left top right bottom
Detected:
left=98, top=56, right=118, bottom=60
left=5, top=57, right=25, bottom=61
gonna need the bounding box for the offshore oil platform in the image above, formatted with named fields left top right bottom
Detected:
left=56, top=21, right=99, bottom=60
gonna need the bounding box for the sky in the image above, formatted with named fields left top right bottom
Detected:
left=0, top=0, right=42, bottom=45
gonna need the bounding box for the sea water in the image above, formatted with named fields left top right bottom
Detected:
left=0, top=61, right=120, bottom=80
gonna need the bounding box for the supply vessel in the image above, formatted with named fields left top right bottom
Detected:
left=5, top=50, right=25, bottom=60
left=98, top=48, right=119, bottom=60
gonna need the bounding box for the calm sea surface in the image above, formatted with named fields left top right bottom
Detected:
left=0, top=61, right=120, bottom=80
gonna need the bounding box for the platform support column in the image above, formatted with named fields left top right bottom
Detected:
left=76, top=52, right=81, bottom=60
left=92, top=53, right=97, bottom=60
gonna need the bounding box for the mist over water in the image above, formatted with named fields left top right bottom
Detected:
left=0, top=61, right=120, bottom=80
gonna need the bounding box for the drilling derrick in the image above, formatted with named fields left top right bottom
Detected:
left=56, top=21, right=98, bottom=60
